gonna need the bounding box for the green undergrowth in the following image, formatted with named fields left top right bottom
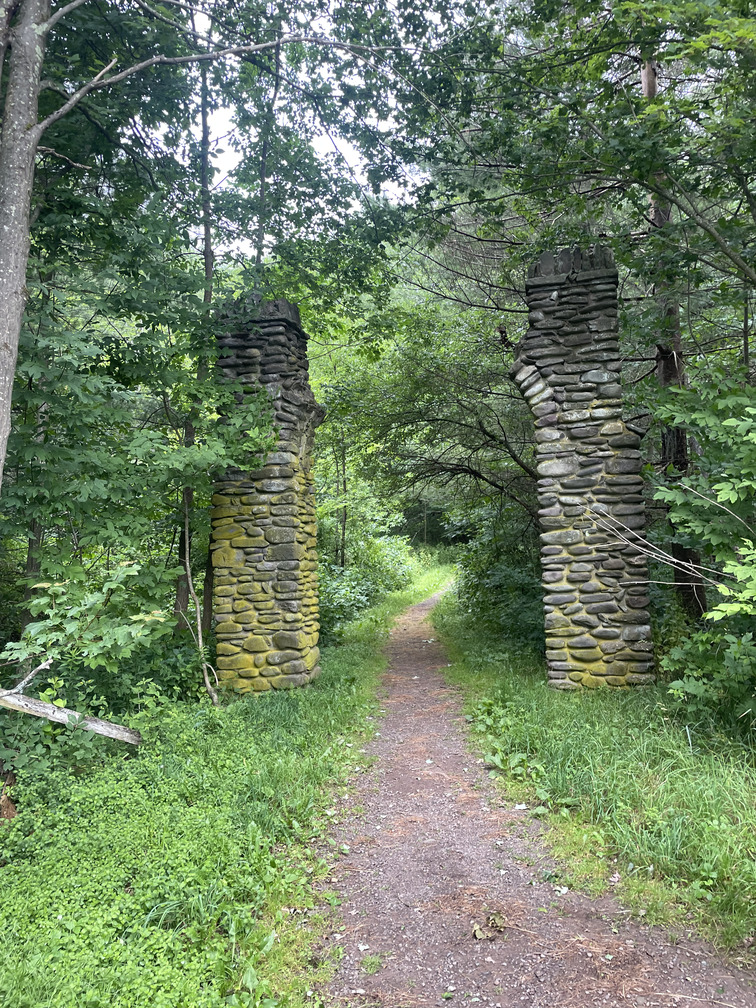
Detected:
left=0, top=565, right=452, bottom=1008
left=431, top=592, right=756, bottom=952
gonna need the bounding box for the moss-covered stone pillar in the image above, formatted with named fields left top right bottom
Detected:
left=211, top=299, right=323, bottom=692
left=512, top=247, right=654, bottom=689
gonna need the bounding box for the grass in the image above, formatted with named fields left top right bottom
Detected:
left=0, top=563, right=453, bottom=1008
left=431, top=591, right=756, bottom=952
left=359, top=953, right=383, bottom=974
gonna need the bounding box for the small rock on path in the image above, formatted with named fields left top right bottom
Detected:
left=319, top=595, right=755, bottom=1008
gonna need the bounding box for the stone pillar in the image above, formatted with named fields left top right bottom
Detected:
left=512, top=247, right=654, bottom=689
left=211, top=299, right=323, bottom=692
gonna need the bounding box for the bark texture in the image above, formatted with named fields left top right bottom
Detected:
left=0, top=0, right=49, bottom=493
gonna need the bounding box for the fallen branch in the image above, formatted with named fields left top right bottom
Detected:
left=2, top=658, right=52, bottom=696
left=0, top=691, right=141, bottom=745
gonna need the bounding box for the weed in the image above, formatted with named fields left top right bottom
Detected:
left=360, top=954, right=383, bottom=974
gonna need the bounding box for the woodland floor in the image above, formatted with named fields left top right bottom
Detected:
left=316, top=595, right=756, bottom=1008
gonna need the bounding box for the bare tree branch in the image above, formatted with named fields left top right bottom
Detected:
left=37, top=145, right=93, bottom=169
left=44, top=0, right=92, bottom=31
left=0, top=658, right=52, bottom=696
left=34, top=34, right=390, bottom=137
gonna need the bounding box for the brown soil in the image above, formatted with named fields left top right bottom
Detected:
left=317, top=595, right=756, bottom=1008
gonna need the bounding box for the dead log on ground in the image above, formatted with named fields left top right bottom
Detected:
left=0, top=689, right=141, bottom=745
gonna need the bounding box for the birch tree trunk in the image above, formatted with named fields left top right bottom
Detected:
left=0, top=0, right=49, bottom=495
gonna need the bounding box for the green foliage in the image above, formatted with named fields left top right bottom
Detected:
left=360, top=953, right=383, bottom=975
left=652, top=377, right=756, bottom=559
left=6, top=258, right=275, bottom=566
left=453, top=503, right=543, bottom=649
left=311, top=318, right=455, bottom=641
left=0, top=566, right=449, bottom=1008
left=644, top=377, right=756, bottom=726
left=0, top=694, right=111, bottom=780
left=1, top=562, right=173, bottom=674
left=310, top=301, right=535, bottom=502
left=318, top=536, right=416, bottom=641
left=1, top=689, right=325, bottom=1007
left=0, top=562, right=207, bottom=778
left=712, top=541, right=756, bottom=620
left=433, top=595, right=756, bottom=946
left=663, top=627, right=756, bottom=735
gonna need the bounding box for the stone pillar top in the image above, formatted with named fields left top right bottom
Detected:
left=223, top=297, right=306, bottom=335
left=252, top=298, right=304, bottom=330
left=526, top=244, right=617, bottom=288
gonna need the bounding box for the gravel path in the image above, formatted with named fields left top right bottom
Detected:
left=318, top=595, right=756, bottom=1008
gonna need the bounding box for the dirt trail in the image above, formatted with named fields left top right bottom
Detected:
left=319, top=595, right=756, bottom=1008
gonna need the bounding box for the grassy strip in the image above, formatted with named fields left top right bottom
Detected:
left=431, top=593, right=756, bottom=951
left=0, top=565, right=453, bottom=1008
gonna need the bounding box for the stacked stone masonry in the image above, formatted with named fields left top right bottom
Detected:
left=513, top=247, right=655, bottom=689
left=211, top=299, right=324, bottom=692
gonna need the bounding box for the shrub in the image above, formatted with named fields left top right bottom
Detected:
left=318, top=535, right=415, bottom=640
left=0, top=610, right=385, bottom=1006
left=452, top=506, right=543, bottom=649
left=663, top=624, right=756, bottom=736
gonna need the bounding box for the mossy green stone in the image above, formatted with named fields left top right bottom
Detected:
left=215, top=620, right=243, bottom=636
left=242, top=636, right=271, bottom=652
left=213, top=525, right=245, bottom=539
left=216, top=653, right=259, bottom=672
left=216, top=643, right=242, bottom=656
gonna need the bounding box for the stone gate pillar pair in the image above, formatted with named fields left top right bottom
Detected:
left=512, top=247, right=655, bottom=688
left=210, top=300, right=323, bottom=692
left=210, top=256, right=654, bottom=693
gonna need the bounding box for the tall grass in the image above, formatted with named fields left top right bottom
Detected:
left=432, top=592, right=756, bottom=948
left=0, top=564, right=453, bottom=1008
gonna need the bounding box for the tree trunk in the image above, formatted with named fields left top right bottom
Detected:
left=643, top=57, right=707, bottom=620
left=336, top=442, right=347, bottom=567
left=200, top=540, right=213, bottom=639
left=745, top=289, right=751, bottom=380
left=199, top=60, right=214, bottom=305
left=173, top=486, right=192, bottom=626
left=21, top=517, right=42, bottom=629
left=175, top=57, right=213, bottom=626
left=0, top=0, right=50, bottom=495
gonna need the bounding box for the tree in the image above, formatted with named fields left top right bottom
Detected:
left=374, top=0, right=756, bottom=557
left=0, top=0, right=399, bottom=494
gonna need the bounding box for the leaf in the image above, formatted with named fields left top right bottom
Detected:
left=487, top=912, right=508, bottom=931
left=240, top=964, right=258, bottom=991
